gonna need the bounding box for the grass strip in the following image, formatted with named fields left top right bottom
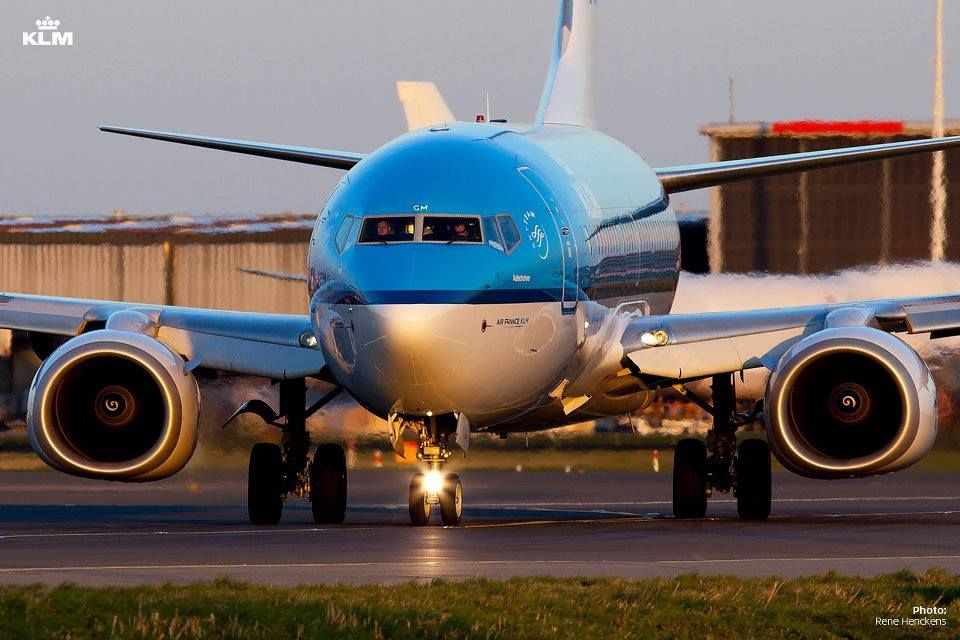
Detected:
left=0, top=571, right=958, bottom=639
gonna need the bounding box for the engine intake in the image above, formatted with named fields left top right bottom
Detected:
left=28, top=330, right=200, bottom=481
left=765, top=327, right=937, bottom=478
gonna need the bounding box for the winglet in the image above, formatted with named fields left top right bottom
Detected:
left=396, top=81, right=456, bottom=131
left=536, top=0, right=597, bottom=129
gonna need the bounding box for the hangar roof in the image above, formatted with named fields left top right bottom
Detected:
left=700, top=120, right=960, bottom=139
left=0, top=212, right=314, bottom=244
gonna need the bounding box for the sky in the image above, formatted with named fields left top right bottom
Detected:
left=1, top=1, right=957, bottom=216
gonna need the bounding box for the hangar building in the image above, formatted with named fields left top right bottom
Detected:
left=701, top=120, right=960, bottom=273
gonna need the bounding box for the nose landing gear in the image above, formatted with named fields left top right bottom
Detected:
left=408, top=465, right=463, bottom=526
left=395, top=415, right=464, bottom=526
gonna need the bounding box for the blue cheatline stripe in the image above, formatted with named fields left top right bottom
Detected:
left=360, top=289, right=565, bottom=304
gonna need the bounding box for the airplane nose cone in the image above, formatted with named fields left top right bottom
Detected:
left=358, top=304, right=460, bottom=385
left=319, top=303, right=476, bottom=416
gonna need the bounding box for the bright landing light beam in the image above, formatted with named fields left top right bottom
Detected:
left=424, top=469, right=444, bottom=495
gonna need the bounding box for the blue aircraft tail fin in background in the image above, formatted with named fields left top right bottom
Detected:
left=536, top=0, right=597, bottom=130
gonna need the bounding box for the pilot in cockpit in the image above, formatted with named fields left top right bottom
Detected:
left=376, top=219, right=394, bottom=239
left=452, top=221, right=471, bottom=240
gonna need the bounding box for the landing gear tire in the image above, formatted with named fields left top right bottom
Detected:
left=735, top=439, right=771, bottom=521
left=409, top=472, right=431, bottom=526
left=673, top=438, right=707, bottom=519
left=439, top=473, right=463, bottom=526
left=310, top=443, right=347, bottom=524
left=248, top=443, right=284, bottom=525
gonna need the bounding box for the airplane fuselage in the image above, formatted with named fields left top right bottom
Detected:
left=308, top=122, right=680, bottom=432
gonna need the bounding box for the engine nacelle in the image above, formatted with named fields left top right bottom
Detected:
left=764, top=327, right=937, bottom=478
left=28, top=330, right=200, bottom=482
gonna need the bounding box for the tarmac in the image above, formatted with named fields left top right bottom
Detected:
left=0, top=467, right=958, bottom=585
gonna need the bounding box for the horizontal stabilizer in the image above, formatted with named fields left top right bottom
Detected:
left=100, top=126, right=365, bottom=170
left=396, top=81, right=455, bottom=131
left=238, top=267, right=308, bottom=283
left=655, top=135, right=960, bottom=193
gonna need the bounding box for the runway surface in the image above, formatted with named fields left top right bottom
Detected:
left=0, top=467, right=958, bottom=585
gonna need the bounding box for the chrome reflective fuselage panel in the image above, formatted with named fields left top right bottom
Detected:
left=308, top=122, right=679, bottom=431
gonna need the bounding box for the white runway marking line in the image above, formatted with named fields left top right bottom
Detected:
left=466, top=510, right=960, bottom=528
left=0, top=527, right=383, bottom=540
left=465, top=517, right=657, bottom=529
left=814, top=510, right=960, bottom=518
left=5, top=556, right=960, bottom=574
left=658, top=555, right=960, bottom=565
left=467, top=496, right=960, bottom=508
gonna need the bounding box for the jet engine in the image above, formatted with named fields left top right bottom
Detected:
left=27, top=329, right=200, bottom=481
left=764, top=326, right=937, bottom=478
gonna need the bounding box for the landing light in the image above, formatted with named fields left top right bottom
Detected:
left=640, top=330, right=670, bottom=347
left=424, top=469, right=444, bottom=495
left=298, top=330, right=318, bottom=349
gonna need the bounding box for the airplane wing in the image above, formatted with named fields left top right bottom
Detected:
left=620, top=294, right=960, bottom=381
left=0, top=292, right=324, bottom=380
left=654, top=135, right=960, bottom=193
left=100, top=126, right=365, bottom=170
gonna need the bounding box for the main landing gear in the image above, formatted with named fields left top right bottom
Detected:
left=671, top=374, right=771, bottom=521
left=241, top=378, right=347, bottom=525
left=394, top=415, right=463, bottom=526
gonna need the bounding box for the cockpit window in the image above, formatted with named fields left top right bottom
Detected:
left=495, top=214, right=521, bottom=253
left=358, top=216, right=416, bottom=243
left=422, top=216, right=482, bottom=243
left=483, top=217, right=503, bottom=251
left=334, top=215, right=356, bottom=253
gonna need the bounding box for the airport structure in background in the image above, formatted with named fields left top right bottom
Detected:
left=0, top=213, right=314, bottom=420
left=0, top=213, right=311, bottom=313
left=702, top=120, right=960, bottom=274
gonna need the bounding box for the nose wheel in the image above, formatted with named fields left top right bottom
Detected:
left=408, top=473, right=431, bottom=525
left=439, top=473, right=463, bottom=525
left=408, top=469, right=463, bottom=526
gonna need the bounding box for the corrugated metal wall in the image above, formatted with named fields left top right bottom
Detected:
left=0, top=241, right=309, bottom=314
left=707, top=127, right=960, bottom=274
left=173, top=242, right=308, bottom=313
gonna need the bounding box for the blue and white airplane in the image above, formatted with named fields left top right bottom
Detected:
left=11, top=0, right=960, bottom=526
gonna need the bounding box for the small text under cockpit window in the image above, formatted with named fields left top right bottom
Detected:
left=358, top=216, right=416, bottom=243
left=422, top=216, right=482, bottom=243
